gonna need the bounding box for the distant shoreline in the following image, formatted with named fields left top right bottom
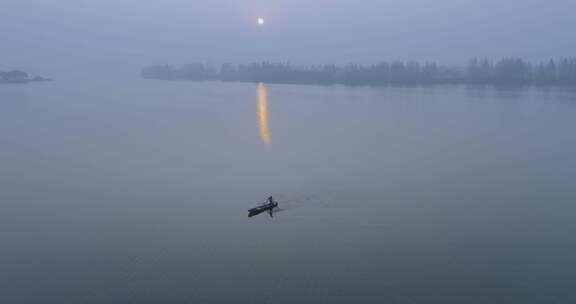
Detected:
left=142, top=58, right=576, bottom=86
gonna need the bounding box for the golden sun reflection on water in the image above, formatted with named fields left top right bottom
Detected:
left=257, top=83, right=271, bottom=146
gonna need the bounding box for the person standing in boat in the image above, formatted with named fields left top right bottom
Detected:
left=268, top=196, right=275, bottom=217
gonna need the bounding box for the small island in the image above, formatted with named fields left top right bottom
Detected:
left=0, top=70, right=51, bottom=84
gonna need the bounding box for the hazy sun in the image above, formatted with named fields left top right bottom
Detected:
left=257, top=17, right=265, bottom=25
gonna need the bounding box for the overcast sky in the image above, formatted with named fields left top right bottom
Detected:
left=1, top=0, right=575, bottom=75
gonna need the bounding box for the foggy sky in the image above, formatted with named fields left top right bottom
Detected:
left=1, top=0, right=575, bottom=76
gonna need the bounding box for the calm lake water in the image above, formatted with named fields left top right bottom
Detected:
left=1, top=80, right=576, bottom=303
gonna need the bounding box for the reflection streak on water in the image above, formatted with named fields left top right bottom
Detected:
left=257, top=83, right=271, bottom=146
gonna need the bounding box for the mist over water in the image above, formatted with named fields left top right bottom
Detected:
left=2, top=80, right=576, bottom=303
left=2, top=0, right=576, bottom=302
left=3, top=0, right=576, bottom=76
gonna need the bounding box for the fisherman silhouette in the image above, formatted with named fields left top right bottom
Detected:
left=268, top=196, right=275, bottom=217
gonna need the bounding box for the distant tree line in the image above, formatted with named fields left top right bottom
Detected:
left=141, top=58, right=576, bottom=86
left=0, top=70, right=51, bottom=84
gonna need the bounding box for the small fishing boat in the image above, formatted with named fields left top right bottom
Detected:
left=248, top=196, right=279, bottom=218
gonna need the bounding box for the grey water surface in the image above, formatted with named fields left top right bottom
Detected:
left=1, top=80, right=576, bottom=303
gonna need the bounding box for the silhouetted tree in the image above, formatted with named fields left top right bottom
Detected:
left=467, top=58, right=493, bottom=83
left=558, top=58, right=576, bottom=84
left=174, top=64, right=205, bottom=80
left=494, top=58, right=530, bottom=83
left=535, top=59, right=557, bottom=84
